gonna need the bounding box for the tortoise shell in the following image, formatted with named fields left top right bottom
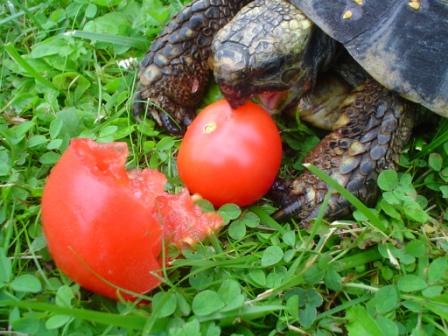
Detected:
left=292, top=0, right=448, bottom=117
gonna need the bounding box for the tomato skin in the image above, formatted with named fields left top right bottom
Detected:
left=41, top=139, right=163, bottom=300
left=42, top=138, right=224, bottom=300
left=177, top=99, right=282, bottom=207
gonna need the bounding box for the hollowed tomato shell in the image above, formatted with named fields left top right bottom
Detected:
left=42, top=138, right=223, bottom=300
left=42, top=139, right=163, bottom=300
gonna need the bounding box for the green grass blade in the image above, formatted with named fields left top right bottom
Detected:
left=416, top=119, right=448, bottom=158
left=278, top=247, right=381, bottom=292
left=199, top=304, right=284, bottom=325
left=65, top=31, right=149, bottom=50
left=250, top=206, right=284, bottom=232
left=0, top=300, right=147, bottom=329
left=424, top=301, right=448, bottom=321
left=4, top=44, right=58, bottom=91
left=316, top=294, right=371, bottom=321
left=412, top=295, right=448, bottom=321
left=7, top=0, right=44, bottom=30
left=0, top=4, right=44, bottom=26
left=334, top=248, right=381, bottom=272
left=304, top=163, right=387, bottom=235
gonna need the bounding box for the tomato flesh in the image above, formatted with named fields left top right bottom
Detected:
left=177, top=99, right=282, bottom=207
left=42, top=139, right=222, bottom=300
left=156, top=191, right=222, bottom=247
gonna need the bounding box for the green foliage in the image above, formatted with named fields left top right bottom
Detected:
left=377, top=170, right=430, bottom=225
left=1, top=0, right=447, bottom=335
left=218, top=204, right=241, bottom=224
left=261, top=246, right=284, bottom=267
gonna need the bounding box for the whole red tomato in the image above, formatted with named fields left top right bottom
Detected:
left=42, top=139, right=222, bottom=300
left=177, top=99, right=282, bottom=207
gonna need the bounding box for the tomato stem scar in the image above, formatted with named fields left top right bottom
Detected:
left=203, top=122, right=217, bottom=134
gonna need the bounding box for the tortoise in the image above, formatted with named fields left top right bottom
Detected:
left=133, top=0, right=448, bottom=224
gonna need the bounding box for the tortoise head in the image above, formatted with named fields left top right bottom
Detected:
left=211, top=0, right=315, bottom=111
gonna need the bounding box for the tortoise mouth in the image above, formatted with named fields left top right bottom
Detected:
left=255, top=91, right=290, bottom=114
left=219, top=82, right=303, bottom=114
left=255, top=86, right=307, bottom=115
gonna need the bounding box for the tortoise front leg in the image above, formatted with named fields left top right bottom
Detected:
left=134, top=0, right=251, bottom=134
left=274, top=80, right=415, bottom=225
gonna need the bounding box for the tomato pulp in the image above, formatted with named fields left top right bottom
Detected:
left=177, top=99, right=282, bottom=207
left=42, top=139, right=222, bottom=300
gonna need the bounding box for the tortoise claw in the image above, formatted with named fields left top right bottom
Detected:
left=267, top=178, right=292, bottom=208
left=269, top=178, right=318, bottom=225
left=159, top=111, right=186, bottom=135
left=132, top=89, right=194, bottom=135
left=159, top=113, right=182, bottom=135
left=270, top=176, right=325, bottom=226
left=132, top=90, right=145, bottom=122
left=273, top=199, right=303, bottom=222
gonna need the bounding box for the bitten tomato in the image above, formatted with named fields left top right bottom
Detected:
left=177, top=99, right=282, bottom=207
left=42, top=139, right=222, bottom=300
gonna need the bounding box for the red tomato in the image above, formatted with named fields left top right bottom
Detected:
left=177, top=99, right=282, bottom=207
left=42, top=139, right=222, bottom=300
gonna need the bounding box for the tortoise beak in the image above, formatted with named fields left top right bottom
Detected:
left=219, top=84, right=252, bottom=109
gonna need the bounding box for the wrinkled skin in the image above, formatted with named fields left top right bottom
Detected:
left=135, top=0, right=415, bottom=225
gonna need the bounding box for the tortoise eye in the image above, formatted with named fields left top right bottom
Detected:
left=257, top=58, right=284, bottom=77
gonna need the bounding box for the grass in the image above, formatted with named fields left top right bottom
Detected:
left=0, top=0, right=447, bottom=335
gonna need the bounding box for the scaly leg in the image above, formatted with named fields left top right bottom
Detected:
left=274, top=80, right=415, bottom=225
left=134, top=0, right=251, bottom=134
